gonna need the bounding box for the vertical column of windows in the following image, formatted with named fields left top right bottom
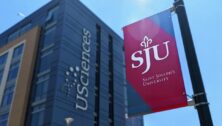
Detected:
left=37, top=5, right=57, bottom=74
left=28, top=6, right=58, bottom=126
left=108, top=36, right=114, bottom=126
left=94, top=25, right=101, bottom=126
left=32, top=22, right=55, bottom=103
left=32, top=8, right=57, bottom=103
left=6, top=44, right=23, bottom=84
left=0, top=43, right=24, bottom=126
left=0, top=51, right=12, bottom=107
left=1, top=44, right=24, bottom=108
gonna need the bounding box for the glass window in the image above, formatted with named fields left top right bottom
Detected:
left=12, top=44, right=24, bottom=60
left=31, top=107, right=44, bottom=126
left=38, top=53, right=51, bottom=73
left=7, top=61, right=20, bottom=81
left=0, top=53, right=8, bottom=66
left=43, top=6, right=58, bottom=49
left=42, top=26, right=56, bottom=49
left=0, top=113, right=8, bottom=126
left=0, top=121, right=7, bottom=126
left=6, top=44, right=24, bottom=82
left=34, top=80, right=49, bottom=101
left=37, top=73, right=50, bottom=82
left=41, top=46, right=53, bottom=58
left=1, top=86, right=15, bottom=107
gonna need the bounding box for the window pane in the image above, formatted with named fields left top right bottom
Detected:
left=42, top=26, right=56, bottom=48
left=34, top=80, right=49, bottom=101
left=0, top=121, right=7, bottom=126
left=31, top=110, right=44, bottom=126
left=7, top=62, right=19, bottom=81
left=38, top=54, right=51, bottom=73
left=12, top=44, right=24, bottom=59
left=0, top=53, right=8, bottom=66
left=1, top=86, right=14, bottom=107
left=0, top=113, right=8, bottom=126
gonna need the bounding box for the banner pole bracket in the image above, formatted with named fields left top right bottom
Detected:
left=187, top=92, right=209, bottom=107
left=170, top=5, right=184, bottom=13
left=191, top=92, right=210, bottom=109
left=172, top=0, right=185, bottom=13
left=194, top=102, right=209, bottom=108
left=169, top=6, right=176, bottom=12
left=192, top=92, right=205, bottom=98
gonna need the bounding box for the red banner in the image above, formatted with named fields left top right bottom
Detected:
left=123, top=10, right=188, bottom=116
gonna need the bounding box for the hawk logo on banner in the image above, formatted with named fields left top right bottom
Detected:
left=123, top=10, right=188, bottom=117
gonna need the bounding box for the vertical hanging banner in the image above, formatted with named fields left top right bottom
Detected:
left=123, top=10, right=188, bottom=117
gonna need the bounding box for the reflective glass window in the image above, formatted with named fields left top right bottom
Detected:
left=38, top=52, right=52, bottom=73
left=1, top=86, right=15, bottom=107
left=42, top=26, right=56, bottom=49
left=12, top=44, right=24, bottom=60
left=7, top=61, right=20, bottom=81
left=0, top=113, right=8, bottom=126
left=31, top=106, right=44, bottom=126
left=34, top=80, right=49, bottom=101
left=0, top=53, right=8, bottom=66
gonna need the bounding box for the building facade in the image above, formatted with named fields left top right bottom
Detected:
left=0, top=0, right=143, bottom=126
left=126, top=116, right=144, bottom=126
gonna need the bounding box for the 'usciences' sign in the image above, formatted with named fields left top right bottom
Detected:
left=123, top=10, right=188, bottom=116
left=63, top=28, right=91, bottom=111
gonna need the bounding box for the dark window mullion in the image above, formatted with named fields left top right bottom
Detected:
left=94, top=25, right=101, bottom=126
left=108, top=35, right=114, bottom=126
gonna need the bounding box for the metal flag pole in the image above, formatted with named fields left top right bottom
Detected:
left=173, top=0, right=213, bottom=126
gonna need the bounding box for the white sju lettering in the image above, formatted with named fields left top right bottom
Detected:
left=131, top=51, right=143, bottom=68
left=131, top=36, right=170, bottom=74
left=153, top=41, right=170, bottom=61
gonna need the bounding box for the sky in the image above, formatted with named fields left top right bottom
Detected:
left=0, top=0, right=221, bottom=126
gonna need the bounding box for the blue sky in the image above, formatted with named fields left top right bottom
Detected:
left=0, top=0, right=221, bottom=126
